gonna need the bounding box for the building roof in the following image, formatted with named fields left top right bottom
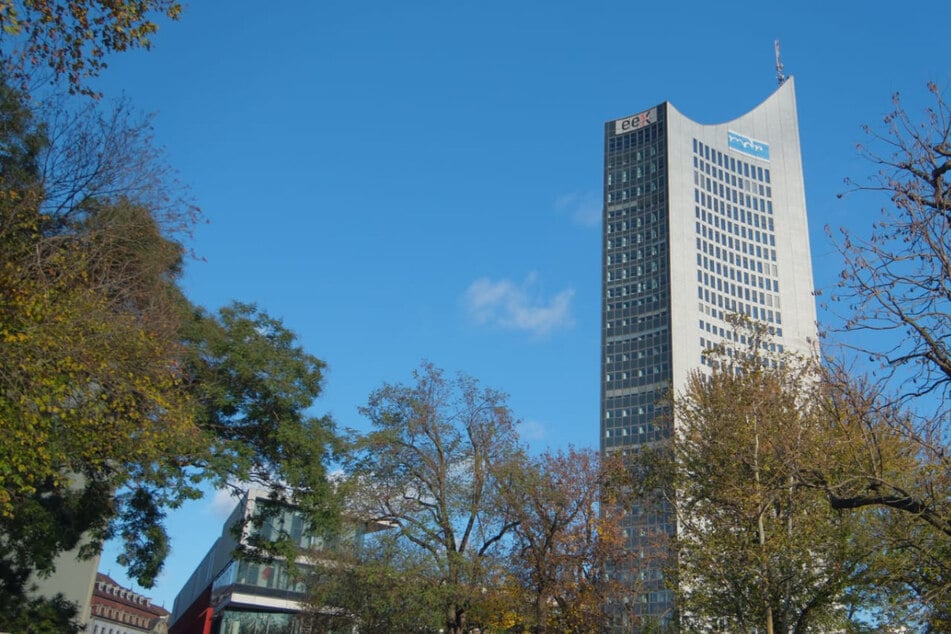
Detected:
left=92, top=572, right=170, bottom=619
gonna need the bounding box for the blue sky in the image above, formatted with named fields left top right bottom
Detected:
left=90, top=0, right=951, bottom=610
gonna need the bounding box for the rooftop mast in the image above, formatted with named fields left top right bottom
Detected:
left=775, top=39, right=786, bottom=85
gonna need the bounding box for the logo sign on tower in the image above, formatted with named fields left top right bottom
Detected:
left=728, top=130, right=770, bottom=160
left=614, top=108, right=657, bottom=135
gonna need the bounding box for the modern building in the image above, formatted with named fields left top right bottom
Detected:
left=169, top=488, right=387, bottom=634
left=85, top=572, right=170, bottom=634
left=600, top=77, right=817, bottom=624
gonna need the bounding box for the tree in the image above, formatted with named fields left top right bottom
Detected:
left=831, top=82, right=950, bottom=405
left=181, top=301, right=341, bottom=561
left=635, top=323, right=895, bottom=633
left=343, top=362, right=522, bottom=634
left=304, top=534, right=447, bottom=634
left=496, top=447, right=636, bottom=633
left=0, top=80, right=197, bottom=588
left=817, top=83, right=951, bottom=626
left=0, top=0, right=183, bottom=96
left=0, top=81, right=339, bottom=630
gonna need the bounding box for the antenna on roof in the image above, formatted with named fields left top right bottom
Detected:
left=774, top=40, right=786, bottom=85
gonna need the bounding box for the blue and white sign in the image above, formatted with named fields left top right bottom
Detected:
left=728, top=130, right=770, bottom=161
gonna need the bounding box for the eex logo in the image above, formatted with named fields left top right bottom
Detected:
left=728, top=130, right=770, bottom=160
left=614, top=108, right=657, bottom=135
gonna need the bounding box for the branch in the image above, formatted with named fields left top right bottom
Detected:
left=826, top=492, right=951, bottom=537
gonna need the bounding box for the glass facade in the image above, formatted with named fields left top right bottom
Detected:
left=207, top=498, right=367, bottom=634
left=217, top=609, right=305, bottom=634
left=602, top=104, right=676, bottom=624
left=253, top=503, right=331, bottom=551
left=212, top=558, right=312, bottom=597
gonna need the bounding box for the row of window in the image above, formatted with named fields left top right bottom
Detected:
left=607, top=121, right=664, bottom=152
left=701, top=301, right=767, bottom=326
left=694, top=138, right=770, bottom=183
left=699, top=205, right=776, bottom=265
left=701, top=353, right=782, bottom=371
left=91, top=624, right=145, bottom=634
left=605, top=329, right=668, bottom=357
left=696, top=170, right=772, bottom=203
left=699, top=336, right=784, bottom=359
left=605, top=244, right=663, bottom=267
left=603, top=400, right=662, bottom=422
left=606, top=299, right=660, bottom=317
left=604, top=423, right=661, bottom=440
left=218, top=609, right=303, bottom=634
left=603, top=309, right=669, bottom=335
left=604, top=275, right=664, bottom=296
left=604, top=211, right=664, bottom=247
left=604, top=427, right=667, bottom=447
left=606, top=177, right=664, bottom=204
left=605, top=343, right=665, bottom=365
left=606, top=144, right=660, bottom=168
left=697, top=184, right=773, bottom=215
left=698, top=271, right=779, bottom=309
left=698, top=253, right=778, bottom=291
left=213, top=558, right=311, bottom=595
left=699, top=235, right=776, bottom=266
left=605, top=223, right=663, bottom=242
left=92, top=604, right=154, bottom=630
left=605, top=201, right=663, bottom=222
left=604, top=261, right=667, bottom=282
left=252, top=503, right=328, bottom=551
left=699, top=321, right=784, bottom=346
left=695, top=153, right=771, bottom=191
left=604, top=295, right=667, bottom=320
left=605, top=363, right=667, bottom=382
left=95, top=581, right=150, bottom=606
left=603, top=396, right=666, bottom=415
left=697, top=205, right=775, bottom=241
left=605, top=249, right=660, bottom=266
left=698, top=220, right=776, bottom=254
left=698, top=286, right=781, bottom=323
left=606, top=159, right=664, bottom=186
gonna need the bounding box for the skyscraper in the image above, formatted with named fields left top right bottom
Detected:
left=600, top=77, right=817, bottom=623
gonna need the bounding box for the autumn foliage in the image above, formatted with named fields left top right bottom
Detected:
left=0, top=0, right=182, bottom=95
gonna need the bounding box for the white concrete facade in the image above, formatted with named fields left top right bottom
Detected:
left=665, top=76, right=817, bottom=390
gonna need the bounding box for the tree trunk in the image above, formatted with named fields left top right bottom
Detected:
left=446, top=606, right=465, bottom=634
left=753, top=417, right=775, bottom=634
left=535, top=588, right=549, bottom=634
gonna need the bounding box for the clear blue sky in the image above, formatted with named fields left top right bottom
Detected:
left=90, top=0, right=950, bottom=610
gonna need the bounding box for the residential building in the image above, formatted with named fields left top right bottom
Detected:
left=601, top=77, right=817, bottom=625
left=86, top=572, right=170, bottom=634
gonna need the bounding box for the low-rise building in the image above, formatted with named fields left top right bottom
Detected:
left=86, top=572, right=170, bottom=634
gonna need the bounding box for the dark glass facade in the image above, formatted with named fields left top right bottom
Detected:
left=601, top=103, right=676, bottom=626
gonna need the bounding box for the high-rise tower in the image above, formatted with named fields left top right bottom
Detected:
left=600, top=77, right=817, bottom=623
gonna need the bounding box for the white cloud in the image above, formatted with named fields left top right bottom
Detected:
left=516, top=419, right=546, bottom=442
left=464, top=273, right=575, bottom=336
left=208, top=487, right=241, bottom=519
left=555, top=191, right=601, bottom=227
